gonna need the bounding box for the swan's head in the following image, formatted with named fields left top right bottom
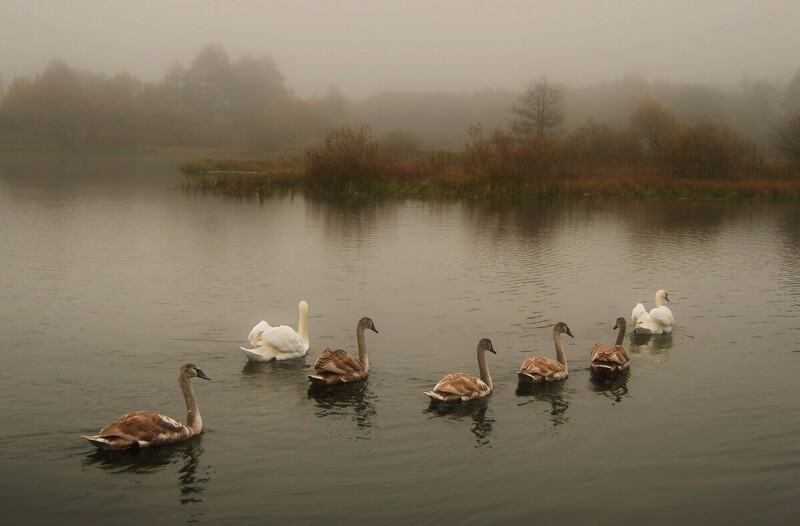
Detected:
left=359, top=317, right=379, bottom=334
left=614, top=317, right=627, bottom=331
left=554, top=322, right=574, bottom=338
left=656, top=289, right=670, bottom=303
left=299, top=300, right=309, bottom=314
left=181, top=363, right=211, bottom=381
left=478, top=338, right=496, bottom=354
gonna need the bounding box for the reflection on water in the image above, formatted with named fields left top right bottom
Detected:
left=423, top=397, right=495, bottom=448
left=307, top=380, right=377, bottom=435
left=629, top=332, right=674, bottom=360
left=82, top=437, right=210, bottom=507
left=588, top=368, right=631, bottom=405
left=515, top=382, right=571, bottom=427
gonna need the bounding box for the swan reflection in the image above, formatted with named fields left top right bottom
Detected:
left=515, top=382, right=571, bottom=427
left=307, top=379, right=377, bottom=434
left=424, top=397, right=495, bottom=448
left=82, top=437, right=210, bottom=505
left=588, top=368, right=631, bottom=405
left=629, top=332, right=673, bottom=360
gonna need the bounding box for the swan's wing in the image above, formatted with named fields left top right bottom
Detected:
left=431, top=373, right=490, bottom=398
left=247, top=320, right=272, bottom=346
left=94, top=411, right=192, bottom=447
left=519, top=356, right=566, bottom=378
left=631, top=303, right=648, bottom=325
left=649, top=306, right=674, bottom=330
left=313, top=348, right=363, bottom=374
left=591, top=343, right=629, bottom=365
left=259, top=325, right=305, bottom=354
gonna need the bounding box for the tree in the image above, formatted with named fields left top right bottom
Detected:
left=784, top=69, right=800, bottom=115
left=773, top=113, right=800, bottom=168
left=630, top=98, right=677, bottom=158
left=510, top=76, right=565, bottom=139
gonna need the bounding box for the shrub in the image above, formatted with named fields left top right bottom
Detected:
left=305, top=125, right=390, bottom=187
left=661, top=122, right=748, bottom=179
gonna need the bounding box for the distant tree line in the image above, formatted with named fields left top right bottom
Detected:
left=1, top=43, right=800, bottom=171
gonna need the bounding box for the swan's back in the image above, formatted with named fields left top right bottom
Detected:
left=82, top=411, right=195, bottom=450
left=425, top=373, right=490, bottom=401
left=590, top=343, right=630, bottom=371
left=247, top=320, right=272, bottom=346
left=518, top=356, right=567, bottom=383
left=260, top=325, right=308, bottom=353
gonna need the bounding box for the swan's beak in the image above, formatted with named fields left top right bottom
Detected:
left=566, top=329, right=574, bottom=338
left=195, top=368, right=211, bottom=381
left=665, top=294, right=670, bottom=302
left=371, top=326, right=379, bottom=334
left=489, top=347, right=496, bottom=354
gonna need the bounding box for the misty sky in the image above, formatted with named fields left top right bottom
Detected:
left=2, top=0, right=799, bottom=98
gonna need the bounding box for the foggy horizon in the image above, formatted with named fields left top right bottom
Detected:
left=2, top=0, right=800, bottom=99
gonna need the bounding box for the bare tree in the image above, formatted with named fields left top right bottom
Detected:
left=630, top=98, right=677, bottom=158
left=773, top=113, right=800, bottom=168
left=511, top=76, right=565, bottom=139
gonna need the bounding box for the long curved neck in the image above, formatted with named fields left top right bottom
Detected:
left=553, top=331, right=567, bottom=372
left=615, top=325, right=626, bottom=346
left=477, top=348, right=492, bottom=390
left=654, top=292, right=663, bottom=308
left=298, top=306, right=309, bottom=346
left=180, top=375, right=202, bottom=433
left=356, top=324, right=369, bottom=372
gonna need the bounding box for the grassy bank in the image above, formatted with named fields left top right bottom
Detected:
left=178, top=161, right=800, bottom=201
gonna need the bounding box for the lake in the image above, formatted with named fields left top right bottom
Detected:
left=0, top=152, right=798, bottom=525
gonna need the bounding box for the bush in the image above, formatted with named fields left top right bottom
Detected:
left=305, top=126, right=390, bottom=187
left=662, top=122, right=748, bottom=179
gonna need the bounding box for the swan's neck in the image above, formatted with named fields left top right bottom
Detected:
left=553, top=332, right=568, bottom=372
left=655, top=292, right=663, bottom=308
left=180, top=375, right=202, bottom=434
left=298, top=307, right=309, bottom=346
left=615, top=325, right=626, bottom=346
left=356, top=325, right=369, bottom=372
left=477, top=348, right=492, bottom=390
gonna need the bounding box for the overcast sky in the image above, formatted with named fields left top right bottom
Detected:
left=2, top=0, right=799, bottom=98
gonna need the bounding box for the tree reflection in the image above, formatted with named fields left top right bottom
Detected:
left=81, top=437, right=210, bottom=506
left=515, top=381, right=571, bottom=427
left=423, top=397, right=494, bottom=448
left=307, top=379, right=377, bottom=434
left=588, top=368, right=631, bottom=405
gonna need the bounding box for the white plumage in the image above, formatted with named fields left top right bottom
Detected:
left=240, top=300, right=310, bottom=361
left=631, top=289, right=674, bottom=334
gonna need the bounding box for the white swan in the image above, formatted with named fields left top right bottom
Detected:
left=308, top=317, right=378, bottom=385
left=424, top=338, right=496, bottom=402
left=631, top=289, right=673, bottom=334
left=82, top=363, right=210, bottom=450
left=518, top=322, right=573, bottom=383
left=240, top=300, right=310, bottom=361
left=590, top=317, right=630, bottom=373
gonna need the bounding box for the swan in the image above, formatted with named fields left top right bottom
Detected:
left=631, top=289, right=673, bottom=334
left=590, top=317, right=630, bottom=373
left=308, top=317, right=378, bottom=385
left=517, top=322, right=573, bottom=383
left=82, top=363, right=210, bottom=450
left=424, top=338, right=496, bottom=402
left=240, top=300, right=310, bottom=361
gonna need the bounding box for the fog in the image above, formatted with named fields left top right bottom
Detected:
left=2, top=0, right=799, bottom=98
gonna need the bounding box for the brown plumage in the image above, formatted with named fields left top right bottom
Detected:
left=590, top=317, right=630, bottom=373
left=81, top=364, right=210, bottom=450
left=308, top=317, right=378, bottom=385
left=424, top=338, right=496, bottom=402
left=518, top=322, right=573, bottom=383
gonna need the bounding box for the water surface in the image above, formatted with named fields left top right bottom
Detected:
left=0, top=152, right=798, bottom=524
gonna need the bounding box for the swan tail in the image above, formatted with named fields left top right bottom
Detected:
left=240, top=346, right=278, bottom=362
left=81, top=434, right=138, bottom=450
left=308, top=373, right=342, bottom=385
left=517, top=372, right=543, bottom=384
left=423, top=390, right=461, bottom=402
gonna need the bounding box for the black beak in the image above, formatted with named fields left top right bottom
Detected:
left=195, top=368, right=211, bottom=381
left=371, top=326, right=379, bottom=334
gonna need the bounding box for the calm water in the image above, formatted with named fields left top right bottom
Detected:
left=1, top=152, right=798, bottom=525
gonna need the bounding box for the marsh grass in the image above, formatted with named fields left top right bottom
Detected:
left=179, top=127, right=800, bottom=201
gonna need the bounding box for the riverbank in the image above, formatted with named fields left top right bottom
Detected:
left=178, top=158, right=800, bottom=200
